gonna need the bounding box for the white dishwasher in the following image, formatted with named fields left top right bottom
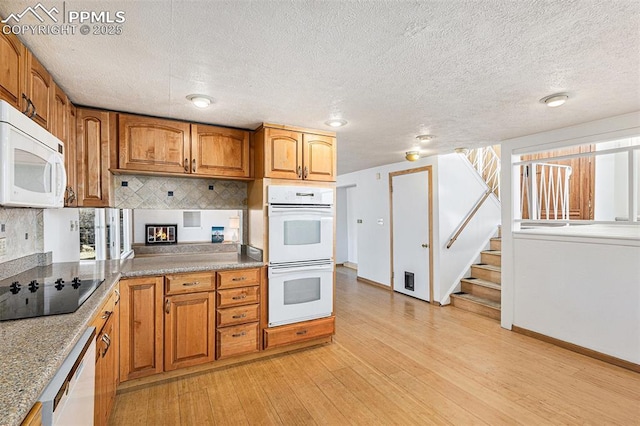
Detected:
left=39, top=327, right=96, bottom=426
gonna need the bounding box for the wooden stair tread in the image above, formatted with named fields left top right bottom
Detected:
left=451, top=292, right=501, bottom=309
left=482, top=250, right=501, bottom=255
left=472, top=264, right=501, bottom=272
left=460, top=277, right=501, bottom=290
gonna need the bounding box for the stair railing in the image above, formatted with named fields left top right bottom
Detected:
left=520, top=163, right=572, bottom=220
left=467, top=146, right=501, bottom=199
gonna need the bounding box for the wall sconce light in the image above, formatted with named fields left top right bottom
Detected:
left=405, top=151, right=420, bottom=161
left=228, top=216, right=240, bottom=243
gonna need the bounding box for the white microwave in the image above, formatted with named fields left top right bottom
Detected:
left=0, top=100, right=66, bottom=208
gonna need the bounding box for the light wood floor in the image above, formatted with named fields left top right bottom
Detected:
left=110, top=267, right=640, bottom=425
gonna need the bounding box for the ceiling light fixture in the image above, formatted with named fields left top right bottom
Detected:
left=540, top=93, right=569, bottom=108
left=416, top=134, right=434, bottom=142
left=186, top=94, right=212, bottom=108
left=454, top=147, right=469, bottom=154
left=325, top=119, right=347, bottom=128
left=405, top=151, right=420, bottom=161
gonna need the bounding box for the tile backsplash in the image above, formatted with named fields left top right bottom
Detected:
left=115, top=175, right=247, bottom=210
left=0, top=208, right=44, bottom=263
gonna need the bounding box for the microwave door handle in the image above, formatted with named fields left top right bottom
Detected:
left=56, top=160, right=67, bottom=201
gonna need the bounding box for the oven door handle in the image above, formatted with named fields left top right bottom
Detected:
left=269, top=264, right=333, bottom=275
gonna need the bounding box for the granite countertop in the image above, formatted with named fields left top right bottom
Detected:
left=0, top=253, right=264, bottom=426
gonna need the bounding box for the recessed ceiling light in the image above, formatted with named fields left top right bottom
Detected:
left=416, top=134, right=434, bottom=142
left=540, top=93, right=569, bottom=108
left=405, top=151, right=420, bottom=161
left=454, top=147, right=469, bottom=154
left=325, top=119, right=347, bottom=128
left=186, top=94, right=212, bottom=108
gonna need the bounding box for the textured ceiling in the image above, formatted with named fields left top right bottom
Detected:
left=1, top=1, right=639, bottom=174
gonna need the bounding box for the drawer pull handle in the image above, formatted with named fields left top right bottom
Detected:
left=165, top=299, right=170, bottom=314
left=101, top=310, right=112, bottom=319
left=192, top=158, right=196, bottom=173
left=184, top=158, right=189, bottom=172
left=114, top=289, right=120, bottom=305
left=232, top=313, right=247, bottom=319
left=232, top=332, right=246, bottom=338
left=182, top=281, right=200, bottom=287
left=296, top=330, right=308, bottom=336
left=232, top=294, right=247, bottom=300
left=231, top=277, right=247, bottom=282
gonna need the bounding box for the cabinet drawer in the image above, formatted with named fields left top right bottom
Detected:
left=264, top=316, right=335, bottom=350
left=217, top=286, right=259, bottom=308
left=216, top=323, right=259, bottom=359
left=165, top=272, right=214, bottom=295
left=217, top=304, right=260, bottom=327
left=216, top=268, right=260, bottom=289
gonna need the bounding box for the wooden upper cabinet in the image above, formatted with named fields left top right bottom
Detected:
left=303, top=133, right=336, bottom=182
left=25, top=51, right=52, bottom=130
left=118, top=114, right=191, bottom=174
left=192, top=124, right=250, bottom=178
left=76, top=108, right=115, bottom=207
left=256, top=124, right=336, bottom=181
left=264, top=128, right=303, bottom=179
left=0, top=31, right=26, bottom=111
left=50, top=83, right=68, bottom=143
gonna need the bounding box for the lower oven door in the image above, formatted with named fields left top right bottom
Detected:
left=268, top=262, right=333, bottom=327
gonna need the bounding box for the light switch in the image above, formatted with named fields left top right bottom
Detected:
left=377, top=218, right=384, bottom=225
left=0, top=238, right=6, bottom=257
left=357, top=219, right=363, bottom=224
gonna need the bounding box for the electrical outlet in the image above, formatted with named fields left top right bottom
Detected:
left=0, top=238, right=6, bottom=257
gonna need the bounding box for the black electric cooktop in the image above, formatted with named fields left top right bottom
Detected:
left=0, top=274, right=104, bottom=321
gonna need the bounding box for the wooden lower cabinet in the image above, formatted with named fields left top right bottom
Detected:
left=164, top=291, right=216, bottom=371
left=20, top=402, right=42, bottom=426
left=119, top=276, right=164, bottom=381
left=264, top=316, right=335, bottom=350
left=95, top=308, right=118, bottom=426
left=216, top=323, right=259, bottom=359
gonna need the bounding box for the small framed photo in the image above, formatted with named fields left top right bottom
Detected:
left=211, top=226, right=224, bottom=243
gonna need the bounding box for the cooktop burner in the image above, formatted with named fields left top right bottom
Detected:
left=0, top=276, right=104, bottom=321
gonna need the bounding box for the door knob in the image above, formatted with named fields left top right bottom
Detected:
left=421, top=243, right=429, bottom=248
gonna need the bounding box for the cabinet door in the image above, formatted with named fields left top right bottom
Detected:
left=264, top=128, right=302, bottom=180
left=164, top=292, right=215, bottom=371
left=118, top=114, right=191, bottom=174
left=25, top=51, right=52, bottom=130
left=76, top=109, right=114, bottom=207
left=303, top=133, right=336, bottom=182
left=95, top=310, right=117, bottom=426
left=0, top=31, right=26, bottom=111
left=65, top=104, right=78, bottom=206
left=119, top=277, right=164, bottom=381
left=192, top=124, right=250, bottom=178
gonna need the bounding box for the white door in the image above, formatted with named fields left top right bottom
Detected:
left=391, top=168, right=431, bottom=301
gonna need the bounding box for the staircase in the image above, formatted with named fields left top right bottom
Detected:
left=450, top=231, right=501, bottom=320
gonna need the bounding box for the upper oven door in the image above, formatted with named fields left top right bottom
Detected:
left=268, top=205, right=333, bottom=264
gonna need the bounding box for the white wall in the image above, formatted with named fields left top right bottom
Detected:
left=346, top=186, right=358, bottom=264
left=133, top=209, right=242, bottom=244
left=43, top=208, right=80, bottom=262
left=513, top=236, right=640, bottom=364
left=337, top=153, right=499, bottom=303
left=501, top=111, right=640, bottom=362
left=336, top=187, right=348, bottom=264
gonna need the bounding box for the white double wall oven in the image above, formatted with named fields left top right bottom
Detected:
left=268, top=185, right=334, bottom=327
